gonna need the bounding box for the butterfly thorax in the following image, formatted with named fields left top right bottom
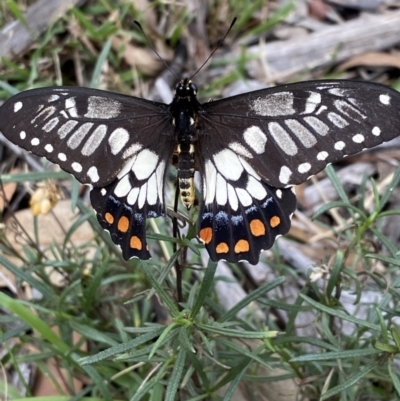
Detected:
left=170, top=79, right=200, bottom=209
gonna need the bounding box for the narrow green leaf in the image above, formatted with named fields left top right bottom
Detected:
left=222, top=359, right=252, bottom=401
left=190, top=259, right=217, bottom=319
left=320, top=359, right=380, bottom=400
left=376, top=307, right=389, bottom=344
left=218, top=276, right=286, bottom=323
left=90, top=38, right=112, bottom=88
left=374, top=341, right=398, bottom=353
left=0, top=171, right=70, bottom=183
left=149, top=324, right=179, bottom=359
left=326, top=250, right=344, bottom=299
left=391, top=327, right=400, bottom=349
left=290, top=348, right=380, bottom=362
left=7, top=0, right=29, bottom=28
left=165, top=347, right=187, bottom=401
left=388, top=359, right=400, bottom=396
left=141, top=261, right=180, bottom=317
left=0, top=255, right=55, bottom=299
left=300, top=294, right=381, bottom=331
left=80, top=327, right=164, bottom=364
left=197, top=323, right=278, bottom=339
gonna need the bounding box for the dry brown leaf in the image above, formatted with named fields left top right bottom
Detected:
left=4, top=199, right=95, bottom=282
left=112, top=36, right=165, bottom=77
left=337, top=52, right=400, bottom=71
left=0, top=181, right=17, bottom=212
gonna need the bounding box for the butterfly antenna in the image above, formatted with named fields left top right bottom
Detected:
left=189, top=17, right=237, bottom=80
left=134, top=21, right=179, bottom=79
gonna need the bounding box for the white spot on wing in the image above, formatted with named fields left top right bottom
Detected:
left=334, top=141, right=345, bottom=150
left=334, top=99, right=366, bottom=120
left=87, top=166, right=99, bottom=183
left=352, top=134, right=365, bottom=143
left=132, top=149, right=159, bottom=180
left=138, top=183, right=147, bottom=209
left=328, top=112, right=348, bottom=128
left=43, top=117, right=59, bottom=132
left=48, top=94, right=60, bottom=102
left=238, top=157, right=261, bottom=180
left=127, top=187, right=139, bottom=205
left=122, top=143, right=142, bottom=159
left=85, top=96, right=121, bottom=119
left=14, top=101, right=23, bottom=112
left=246, top=176, right=267, bottom=200
left=31, top=106, right=56, bottom=124
left=269, top=122, right=298, bottom=155
left=108, top=127, right=130, bottom=155
left=117, top=155, right=137, bottom=179
left=304, top=116, right=329, bottom=136
left=58, top=120, right=79, bottom=139
left=276, top=189, right=282, bottom=199
left=229, top=142, right=253, bottom=158
left=251, top=92, right=295, bottom=116
left=45, top=144, right=53, bottom=152
left=317, top=151, right=328, bottom=160
left=31, top=138, right=40, bottom=146
left=114, top=174, right=131, bottom=197
left=372, top=126, right=381, bottom=136
left=65, top=98, right=78, bottom=117
left=155, top=161, right=165, bottom=205
left=204, top=160, right=217, bottom=205
left=72, top=162, right=82, bottom=172
left=216, top=174, right=228, bottom=206
left=81, top=124, right=107, bottom=156
left=243, top=126, right=267, bottom=154
left=303, top=91, right=321, bottom=114
left=298, top=162, right=311, bottom=173
left=58, top=153, right=67, bottom=161
left=285, top=120, right=317, bottom=148
left=279, top=166, right=292, bottom=184
left=67, top=123, right=93, bottom=149
left=227, top=184, right=238, bottom=211
left=213, top=149, right=244, bottom=181
left=20, top=131, right=26, bottom=140
left=379, top=94, right=391, bottom=105
left=236, top=188, right=252, bottom=206
left=146, top=174, right=158, bottom=205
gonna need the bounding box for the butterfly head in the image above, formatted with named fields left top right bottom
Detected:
left=174, top=79, right=198, bottom=100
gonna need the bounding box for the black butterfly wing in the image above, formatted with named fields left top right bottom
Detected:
left=0, top=86, right=174, bottom=187
left=0, top=87, right=176, bottom=260
left=200, top=80, right=400, bottom=188
left=196, top=80, right=400, bottom=263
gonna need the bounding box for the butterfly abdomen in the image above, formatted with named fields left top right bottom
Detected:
left=177, top=143, right=195, bottom=209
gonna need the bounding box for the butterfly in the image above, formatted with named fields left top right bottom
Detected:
left=0, top=79, right=399, bottom=264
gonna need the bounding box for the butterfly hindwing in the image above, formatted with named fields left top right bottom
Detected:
left=0, top=86, right=172, bottom=187
left=90, top=141, right=174, bottom=260
left=200, top=80, right=400, bottom=187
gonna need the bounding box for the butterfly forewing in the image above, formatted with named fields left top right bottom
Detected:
left=200, top=80, right=400, bottom=188
left=0, top=87, right=173, bottom=187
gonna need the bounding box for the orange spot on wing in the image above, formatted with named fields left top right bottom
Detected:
left=105, top=212, right=114, bottom=225
left=216, top=242, right=229, bottom=254
left=199, top=227, right=213, bottom=244
left=250, top=219, right=265, bottom=236
left=130, top=236, right=142, bottom=250
left=270, top=216, right=280, bottom=228
left=234, top=239, right=249, bottom=253
left=118, top=216, right=129, bottom=233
